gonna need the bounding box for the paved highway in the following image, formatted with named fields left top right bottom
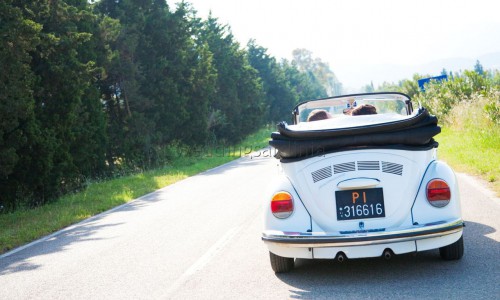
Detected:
left=0, top=155, right=498, bottom=299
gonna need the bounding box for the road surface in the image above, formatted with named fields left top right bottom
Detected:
left=0, top=155, right=499, bottom=299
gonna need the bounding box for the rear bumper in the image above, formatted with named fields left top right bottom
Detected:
left=262, top=219, right=464, bottom=248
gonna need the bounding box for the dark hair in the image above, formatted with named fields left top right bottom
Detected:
left=350, top=104, right=377, bottom=116
left=307, top=109, right=331, bottom=121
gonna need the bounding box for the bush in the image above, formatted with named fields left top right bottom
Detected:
left=414, top=70, right=498, bottom=120
left=484, top=90, right=500, bottom=125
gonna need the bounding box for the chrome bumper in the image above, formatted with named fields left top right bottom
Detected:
left=262, top=219, right=464, bottom=248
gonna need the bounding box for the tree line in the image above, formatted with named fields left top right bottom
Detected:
left=1, top=0, right=339, bottom=211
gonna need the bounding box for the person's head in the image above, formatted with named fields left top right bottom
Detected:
left=307, top=109, right=332, bottom=122
left=350, top=104, right=377, bottom=116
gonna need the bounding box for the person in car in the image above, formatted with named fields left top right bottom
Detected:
left=350, top=104, right=377, bottom=116
left=307, top=109, right=333, bottom=121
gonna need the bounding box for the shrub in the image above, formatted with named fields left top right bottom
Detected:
left=414, top=70, right=498, bottom=120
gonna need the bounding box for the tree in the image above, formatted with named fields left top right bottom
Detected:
left=363, top=81, right=375, bottom=93
left=144, top=2, right=216, bottom=147
left=199, top=16, right=264, bottom=141
left=0, top=0, right=109, bottom=209
left=399, top=74, right=423, bottom=98
left=28, top=0, right=108, bottom=198
left=247, top=41, right=296, bottom=123
left=292, top=48, right=342, bottom=96
left=95, top=0, right=149, bottom=166
left=282, top=59, right=326, bottom=101
left=474, top=60, right=484, bottom=76
left=0, top=1, right=42, bottom=209
left=96, top=1, right=220, bottom=166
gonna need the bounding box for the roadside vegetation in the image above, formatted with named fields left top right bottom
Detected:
left=436, top=96, right=500, bottom=195
left=371, top=66, right=500, bottom=196
left=0, top=128, right=271, bottom=254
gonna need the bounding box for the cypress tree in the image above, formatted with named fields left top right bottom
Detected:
left=0, top=1, right=42, bottom=209
left=199, top=16, right=265, bottom=141
left=247, top=41, right=298, bottom=123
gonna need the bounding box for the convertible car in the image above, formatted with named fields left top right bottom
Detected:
left=263, top=92, right=464, bottom=273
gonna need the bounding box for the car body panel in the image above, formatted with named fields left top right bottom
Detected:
left=281, top=149, right=436, bottom=233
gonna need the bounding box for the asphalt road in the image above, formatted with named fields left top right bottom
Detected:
left=0, top=155, right=499, bottom=300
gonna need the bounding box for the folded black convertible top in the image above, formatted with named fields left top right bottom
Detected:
left=270, top=108, right=440, bottom=161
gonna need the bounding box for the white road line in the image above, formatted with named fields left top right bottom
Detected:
left=160, top=226, right=241, bottom=299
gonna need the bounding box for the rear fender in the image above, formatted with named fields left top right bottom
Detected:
left=263, top=175, right=312, bottom=233
left=412, top=161, right=462, bottom=225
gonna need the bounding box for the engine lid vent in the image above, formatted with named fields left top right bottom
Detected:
left=357, top=161, right=380, bottom=171
left=311, top=166, right=332, bottom=183
left=334, top=162, right=355, bottom=174
left=382, top=161, right=403, bottom=176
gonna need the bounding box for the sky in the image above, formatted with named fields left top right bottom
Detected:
left=168, top=0, right=500, bottom=90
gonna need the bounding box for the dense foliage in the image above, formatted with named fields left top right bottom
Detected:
left=368, top=68, right=500, bottom=124
left=0, top=0, right=330, bottom=211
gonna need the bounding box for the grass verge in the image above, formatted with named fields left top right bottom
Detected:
left=0, top=127, right=272, bottom=254
left=436, top=127, right=500, bottom=195
left=435, top=98, right=500, bottom=196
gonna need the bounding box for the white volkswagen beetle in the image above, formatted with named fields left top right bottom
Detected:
left=263, top=92, right=464, bottom=273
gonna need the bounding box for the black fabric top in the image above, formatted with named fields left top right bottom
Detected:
left=270, top=108, right=440, bottom=161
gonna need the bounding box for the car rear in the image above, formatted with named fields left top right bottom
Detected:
left=263, top=93, right=464, bottom=273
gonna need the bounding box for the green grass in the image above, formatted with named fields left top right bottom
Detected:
left=436, top=126, right=500, bottom=195
left=435, top=98, right=500, bottom=197
left=0, top=127, right=272, bottom=254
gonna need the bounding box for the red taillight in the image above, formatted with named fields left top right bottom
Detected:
left=271, top=192, right=294, bottom=219
left=426, top=179, right=451, bottom=207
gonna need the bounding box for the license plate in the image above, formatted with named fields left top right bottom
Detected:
left=335, top=188, right=385, bottom=221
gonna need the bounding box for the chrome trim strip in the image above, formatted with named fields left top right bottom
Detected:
left=262, top=219, right=464, bottom=248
